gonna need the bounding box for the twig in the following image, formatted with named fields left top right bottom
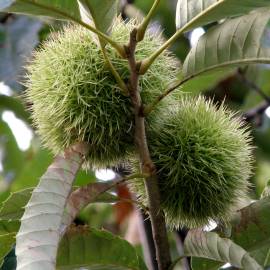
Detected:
left=238, top=69, right=270, bottom=104
left=243, top=101, right=269, bottom=122
left=61, top=174, right=141, bottom=236
left=237, top=69, right=270, bottom=124
left=138, top=211, right=159, bottom=270
left=125, top=28, right=172, bottom=270
left=136, top=0, right=160, bottom=41
left=143, top=79, right=185, bottom=115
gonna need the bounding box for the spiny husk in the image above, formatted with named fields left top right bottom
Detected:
left=25, top=19, right=179, bottom=168
left=131, top=95, right=253, bottom=229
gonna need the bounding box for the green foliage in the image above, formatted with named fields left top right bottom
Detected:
left=3, top=1, right=270, bottom=269
left=132, top=96, right=253, bottom=228
left=0, top=188, right=32, bottom=220
left=183, top=9, right=270, bottom=82
left=191, top=195, right=270, bottom=269
left=0, top=120, right=23, bottom=182
left=57, top=226, right=147, bottom=270
left=26, top=19, right=178, bottom=168
left=0, top=233, right=16, bottom=267
left=79, top=0, right=119, bottom=34
left=176, top=0, right=270, bottom=31
left=1, top=0, right=81, bottom=21
left=0, top=95, right=30, bottom=124
left=184, top=230, right=262, bottom=270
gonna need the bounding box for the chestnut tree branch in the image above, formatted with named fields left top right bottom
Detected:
left=60, top=174, right=141, bottom=236
left=243, top=101, right=269, bottom=122
left=238, top=68, right=270, bottom=104
left=125, top=28, right=172, bottom=270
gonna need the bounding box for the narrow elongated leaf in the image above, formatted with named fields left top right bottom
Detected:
left=184, top=230, right=262, bottom=270
left=176, top=0, right=270, bottom=31
left=57, top=226, right=147, bottom=270
left=183, top=9, right=270, bottom=82
left=15, top=143, right=89, bottom=270
left=78, top=0, right=119, bottom=34
left=1, top=0, right=81, bottom=21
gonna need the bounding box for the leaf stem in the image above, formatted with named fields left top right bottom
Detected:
left=136, top=0, right=160, bottom=41
left=61, top=172, right=145, bottom=235
left=100, top=45, right=129, bottom=95
left=139, top=26, right=187, bottom=74
left=126, top=28, right=172, bottom=270
left=143, top=79, right=187, bottom=115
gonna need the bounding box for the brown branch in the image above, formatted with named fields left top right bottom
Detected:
left=60, top=176, right=127, bottom=236
left=243, top=101, right=269, bottom=123
left=238, top=68, right=270, bottom=104
left=125, top=28, right=172, bottom=270
left=138, top=211, right=159, bottom=270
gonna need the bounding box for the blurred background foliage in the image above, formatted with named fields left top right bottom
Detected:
left=0, top=1, right=270, bottom=269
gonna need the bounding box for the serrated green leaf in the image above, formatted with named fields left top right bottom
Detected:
left=0, top=188, right=32, bottom=220
left=192, top=196, right=270, bottom=269
left=184, top=230, right=262, bottom=270
left=183, top=9, right=270, bottom=83
left=78, top=0, right=119, bottom=34
left=57, top=226, right=147, bottom=270
left=176, top=0, right=270, bottom=32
